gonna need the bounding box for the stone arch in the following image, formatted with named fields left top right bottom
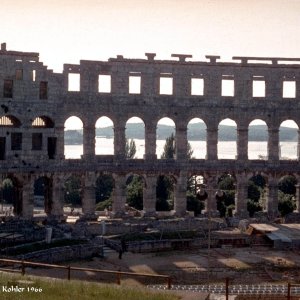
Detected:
left=248, top=119, right=268, bottom=160
left=156, top=174, right=176, bottom=212
left=64, top=116, right=83, bottom=159
left=187, top=118, right=207, bottom=159
left=125, top=173, right=146, bottom=212
left=33, top=176, right=53, bottom=216
left=125, top=116, right=145, bottom=159
left=0, top=175, right=22, bottom=216
left=157, top=117, right=176, bottom=159
left=32, top=116, right=54, bottom=128
left=95, top=116, right=114, bottom=155
left=218, top=118, right=237, bottom=159
left=279, top=120, right=298, bottom=160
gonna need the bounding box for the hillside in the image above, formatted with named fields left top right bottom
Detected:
left=64, top=123, right=298, bottom=144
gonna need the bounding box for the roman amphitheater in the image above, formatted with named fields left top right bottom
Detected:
left=1, top=42, right=300, bottom=221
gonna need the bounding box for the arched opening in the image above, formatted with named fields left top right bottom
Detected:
left=0, top=176, right=22, bottom=216
left=64, top=175, right=82, bottom=218
left=156, top=175, right=175, bottom=212
left=95, top=116, right=114, bottom=155
left=278, top=175, right=297, bottom=217
left=157, top=117, right=175, bottom=159
left=32, top=116, right=54, bottom=128
left=64, top=116, right=83, bottom=159
left=218, top=119, right=237, bottom=159
left=217, top=174, right=236, bottom=217
left=279, top=120, right=298, bottom=160
left=126, top=174, right=145, bottom=213
left=187, top=174, right=205, bottom=216
left=248, top=119, right=268, bottom=160
left=95, top=173, right=114, bottom=213
left=247, top=174, right=266, bottom=217
left=0, top=115, right=22, bottom=159
left=187, top=118, right=206, bottom=159
left=125, top=117, right=145, bottom=159
left=34, top=176, right=52, bottom=217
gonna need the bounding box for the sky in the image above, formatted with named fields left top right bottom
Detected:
left=1, top=0, right=300, bottom=129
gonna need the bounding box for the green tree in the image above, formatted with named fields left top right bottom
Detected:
left=217, top=174, right=235, bottom=217
left=125, top=139, right=137, bottom=159
left=248, top=181, right=261, bottom=201
left=247, top=199, right=263, bottom=217
left=278, top=191, right=295, bottom=216
left=96, top=174, right=114, bottom=203
left=126, top=175, right=144, bottom=210
left=161, top=133, right=175, bottom=159
left=64, top=176, right=82, bottom=206
left=278, top=175, right=297, bottom=195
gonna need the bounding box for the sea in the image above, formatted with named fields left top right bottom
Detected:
left=65, top=138, right=298, bottom=160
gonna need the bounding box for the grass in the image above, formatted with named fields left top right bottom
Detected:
left=0, top=272, right=180, bottom=300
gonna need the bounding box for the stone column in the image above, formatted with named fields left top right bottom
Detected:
left=202, top=175, right=219, bottom=217
left=295, top=184, right=300, bottom=213
left=114, top=125, right=126, bottom=160
left=237, top=127, right=248, bottom=160
left=51, top=174, right=64, bottom=220
left=143, top=175, right=157, bottom=216
left=266, top=177, right=279, bottom=218
left=268, top=128, right=279, bottom=162
left=22, top=176, right=34, bottom=219
left=56, top=125, right=65, bottom=160
left=206, top=127, right=218, bottom=160
left=82, top=172, right=97, bottom=220
left=174, top=172, right=187, bottom=216
left=144, top=124, right=157, bottom=160
left=112, top=174, right=126, bottom=217
left=83, top=122, right=95, bottom=159
left=175, top=126, right=187, bottom=161
left=234, top=174, right=249, bottom=218
left=22, top=125, right=32, bottom=158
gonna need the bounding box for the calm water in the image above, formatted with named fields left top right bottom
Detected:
left=65, top=138, right=298, bottom=160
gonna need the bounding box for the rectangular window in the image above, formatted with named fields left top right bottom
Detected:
left=191, top=78, right=204, bottom=95
left=283, top=81, right=296, bottom=98
left=159, top=75, right=173, bottom=95
left=98, top=75, right=111, bottom=93
left=68, top=73, right=80, bottom=91
left=11, top=132, right=22, bottom=150
left=16, top=69, right=23, bottom=80
left=39, top=81, right=48, bottom=99
left=222, top=77, right=234, bottom=96
left=3, top=80, right=13, bottom=98
left=32, top=133, right=43, bottom=150
left=252, top=77, right=265, bottom=97
left=129, top=75, right=141, bottom=94
left=32, top=70, right=36, bottom=82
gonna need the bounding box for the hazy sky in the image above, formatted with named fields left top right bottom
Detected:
left=1, top=0, right=299, bottom=72
left=1, top=0, right=299, bottom=129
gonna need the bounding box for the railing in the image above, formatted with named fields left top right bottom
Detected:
left=0, top=258, right=172, bottom=289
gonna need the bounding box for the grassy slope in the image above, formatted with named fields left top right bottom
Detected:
left=0, top=273, right=179, bottom=300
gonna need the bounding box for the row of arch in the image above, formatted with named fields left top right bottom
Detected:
left=1, top=172, right=299, bottom=219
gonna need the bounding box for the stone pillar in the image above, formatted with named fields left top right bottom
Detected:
left=295, top=184, right=300, bottom=213
left=175, top=126, right=187, bottom=161
left=268, top=128, right=279, bottom=162
left=143, top=175, right=157, bottom=216
left=22, top=176, right=34, bottom=219
left=22, top=125, right=32, bottom=158
left=174, top=172, right=187, bottom=216
left=144, top=124, right=157, bottom=160
left=56, top=125, right=65, bottom=160
left=114, top=125, right=126, bottom=160
left=206, top=127, right=218, bottom=160
left=202, top=175, right=219, bottom=217
left=82, top=172, right=97, bottom=220
left=51, top=174, right=64, bottom=220
left=83, top=123, right=95, bottom=159
left=237, top=127, right=248, bottom=160
left=266, top=177, right=279, bottom=218
left=234, top=174, right=249, bottom=218
left=112, top=174, right=126, bottom=217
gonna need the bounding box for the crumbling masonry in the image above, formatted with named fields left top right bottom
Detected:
left=1, top=43, right=300, bottom=220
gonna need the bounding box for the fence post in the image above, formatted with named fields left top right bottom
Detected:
left=225, top=278, right=229, bottom=300
left=67, top=266, right=71, bottom=280
left=287, top=282, right=291, bottom=300
left=21, top=260, right=25, bottom=276
left=167, top=277, right=172, bottom=290
left=116, top=271, right=121, bottom=285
